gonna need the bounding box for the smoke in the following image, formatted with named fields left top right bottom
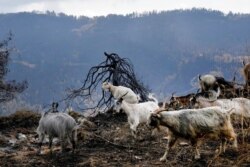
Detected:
left=0, top=96, right=43, bottom=116
left=214, top=54, right=250, bottom=64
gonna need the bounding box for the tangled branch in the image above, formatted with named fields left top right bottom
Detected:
left=0, top=33, right=28, bottom=103
left=67, top=52, right=150, bottom=112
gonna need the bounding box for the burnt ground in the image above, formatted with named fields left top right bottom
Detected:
left=0, top=110, right=249, bottom=167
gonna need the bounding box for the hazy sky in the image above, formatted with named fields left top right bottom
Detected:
left=0, top=0, right=249, bottom=17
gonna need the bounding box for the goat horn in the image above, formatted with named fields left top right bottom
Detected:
left=196, top=88, right=200, bottom=94
left=198, top=75, right=201, bottom=81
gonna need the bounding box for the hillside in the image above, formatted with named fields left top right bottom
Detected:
left=0, top=110, right=249, bottom=166
left=0, top=9, right=250, bottom=106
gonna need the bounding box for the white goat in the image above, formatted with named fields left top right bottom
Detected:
left=36, top=112, right=78, bottom=154
left=102, top=82, right=139, bottom=104
left=191, top=96, right=250, bottom=117
left=148, top=107, right=237, bottom=162
left=114, top=97, right=159, bottom=138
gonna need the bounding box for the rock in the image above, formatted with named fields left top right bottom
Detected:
left=17, top=133, right=27, bottom=141
left=179, top=142, right=189, bottom=146
left=78, top=117, right=96, bottom=128
left=0, top=134, right=9, bottom=146
left=9, top=139, right=17, bottom=147
left=162, top=136, right=169, bottom=140
left=134, top=155, right=142, bottom=160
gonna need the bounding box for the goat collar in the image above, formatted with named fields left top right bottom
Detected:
left=119, top=91, right=129, bottom=101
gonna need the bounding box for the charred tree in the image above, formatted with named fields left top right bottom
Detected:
left=0, top=33, right=28, bottom=103
left=67, top=52, right=150, bottom=112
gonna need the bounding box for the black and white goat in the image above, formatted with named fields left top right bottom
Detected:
left=169, top=92, right=195, bottom=109
left=198, top=74, right=234, bottom=94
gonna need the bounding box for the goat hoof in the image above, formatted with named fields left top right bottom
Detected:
left=160, top=157, right=166, bottom=162
left=233, top=147, right=239, bottom=152
left=194, top=155, right=201, bottom=160
left=36, top=151, right=42, bottom=155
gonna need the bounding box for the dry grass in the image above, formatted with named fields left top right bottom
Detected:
left=0, top=110, right=40, bottom=131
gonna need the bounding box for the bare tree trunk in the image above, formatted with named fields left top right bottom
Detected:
left=67, top=52, right=150, bottom=113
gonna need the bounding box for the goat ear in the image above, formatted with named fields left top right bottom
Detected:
left=55, top=102, right=59, bottom=108
left=118, top=98, right=123, bottom=103
left=196, top=88, right=200, bottom=93
left=243, top=60, right=246, bottom=66
left=152, top=113, right=161, bottom=119
left=170, top=92, right=176, bottom=100
left=190, top=96, right=196, bottom=103
left=232, top=73, right=236, bottom=82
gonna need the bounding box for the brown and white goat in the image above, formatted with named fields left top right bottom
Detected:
left=243, top=61, right=250, bottom=88
left=148, top=107, right=237, bottom=162
left=169, top=92, right=195, bottom=109
left=190, top=94, right=250, bottom=141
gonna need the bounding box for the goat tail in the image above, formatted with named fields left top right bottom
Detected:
left=136, top=94, right=142, bottom=102
left=148, top=93, right=158, bottom=104
left=72, top=125, right=79, bottom=143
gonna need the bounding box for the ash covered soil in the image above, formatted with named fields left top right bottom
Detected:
left=0, top=110, right=249, bottom=167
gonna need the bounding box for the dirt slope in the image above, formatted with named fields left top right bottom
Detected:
left=0, top=110, right=249, bottom=167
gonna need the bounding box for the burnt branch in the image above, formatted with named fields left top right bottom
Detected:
left=67, top=52, right=150, bottom=113
left=0, top=33, right=28, bottom=103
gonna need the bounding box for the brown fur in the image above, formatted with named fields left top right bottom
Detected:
left=243, top=62, right=250, bottom=87
left=169, top=93, right=194, bottom=109
left=148, top=108, right=238, bottom=162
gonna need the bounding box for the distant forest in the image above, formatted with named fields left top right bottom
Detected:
left=0, top=8, right=249, bottom=105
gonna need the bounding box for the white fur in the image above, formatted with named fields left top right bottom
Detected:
left=102, top=82, right=139, bottom=104
left=193, top=97, right=250, bottom=117
left=193, top=96, right=250, bottom=141
left=199, top=74, right=217, bottom=92
left=114, top=99, right=159, bottom=138
left=200, top=74, right=216, bottom=84
left=147, top=93, right=159, bottom=104
left=148, top=106, right=237, bottom=162
left=36, top=112, right=78, bottom=154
